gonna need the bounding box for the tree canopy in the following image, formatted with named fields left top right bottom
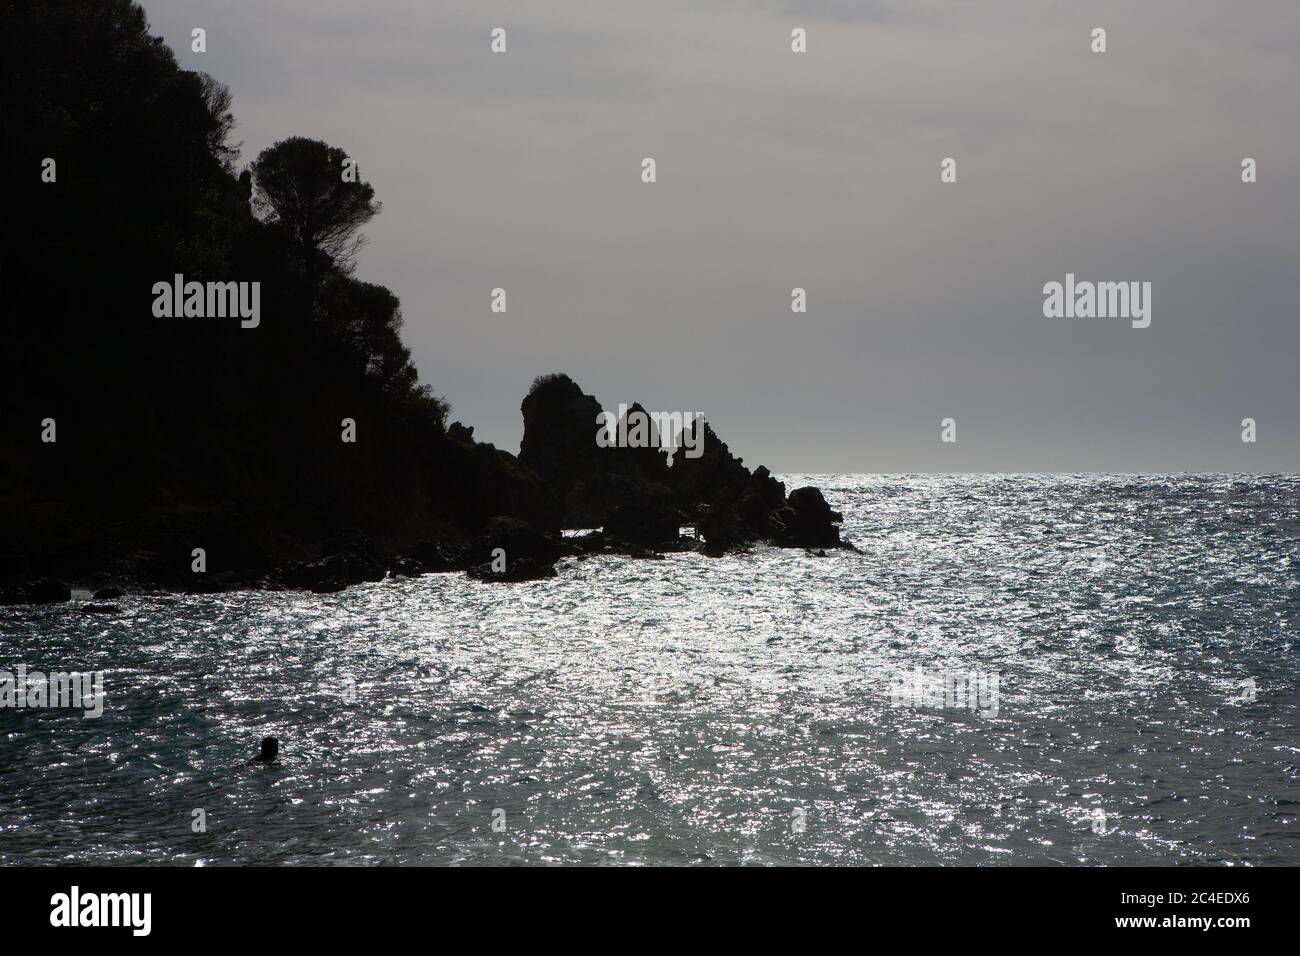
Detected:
left=249, top=136, right=381, bottom=272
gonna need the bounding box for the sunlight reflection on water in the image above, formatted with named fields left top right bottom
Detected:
left=1, top=475, right=1296, bottom=865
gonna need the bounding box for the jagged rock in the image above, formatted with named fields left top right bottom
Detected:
left=467, top=515, right=563, bottom=567
left=92, top=586, right=126, bottom=600
left=614, top=402, right=673, bottom=484
left=748, top=466, right=787, bottom=511
left=80, top=603, right=120, bottom=614
left=521, top=374, right=854, bottom=558
left=519, top=374, right=669, bottom=526
left=697, top=501, right=755, bottom=557
left=603, top=499, right=687, bottom=548
left=777, top=486, right=845, bottom=549
left=669, top=417, right=752, bottom=508
left=789, top=486, right=838, bottom=522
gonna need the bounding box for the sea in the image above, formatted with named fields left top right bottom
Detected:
left=2, top=474, right=1297, bottom=865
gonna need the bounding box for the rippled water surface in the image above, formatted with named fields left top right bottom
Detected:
left=2, top=475, right=1297, bottom=865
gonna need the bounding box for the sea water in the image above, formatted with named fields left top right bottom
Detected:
left=1, top=474, right=1296, bottom=865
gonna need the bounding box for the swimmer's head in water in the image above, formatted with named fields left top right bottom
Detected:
left=256, top=736, right=279, bottom=762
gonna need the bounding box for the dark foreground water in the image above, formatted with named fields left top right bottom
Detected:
left=2, top=475, right=1297, bottom=865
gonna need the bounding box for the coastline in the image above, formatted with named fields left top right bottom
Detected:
left=2, top=374, right=854, bottom=606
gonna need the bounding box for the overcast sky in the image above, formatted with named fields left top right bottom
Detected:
left=149, top=0, right=1299, bottom=472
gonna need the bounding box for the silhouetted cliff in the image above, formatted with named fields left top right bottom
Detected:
left=0, top=0, right=558, bottom=594
left=0, top=1, right=849, bottom=600
left=519, top=374, right=851, bottom=555
left=519, top=374, right=671, bottom=527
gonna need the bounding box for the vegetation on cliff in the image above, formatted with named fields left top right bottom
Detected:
left=0, top=0, right=555, bottom=592
left=0, top=1, right=848, bottom=599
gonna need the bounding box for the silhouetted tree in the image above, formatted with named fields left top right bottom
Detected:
left=316, top=276, right=448, bottom=417
left=194, top=72, right=239, bottom=169
left=248, top=137, right=380, bottom=272
left=530, top=372, right=575, bottom=395
left=0, top=0, right=566, bottom=590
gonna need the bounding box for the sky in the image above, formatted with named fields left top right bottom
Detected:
left=147, top=0, right=1299, bottom=472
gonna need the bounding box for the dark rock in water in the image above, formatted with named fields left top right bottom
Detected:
left=697, top=500, right=755, bottom=557
left=517, top=374, right=854, bottom=558
left=519, top=373, right=609, bottom=526
left=402, top=540, right=466, bottom=573
left=80, top=603, right=119, bottom=614
left=668, top=407, right=850, bottom=555
left=775, top=486, right=845, bottom=549
left=306, top=570, right=348, bottom=593
left=1, top=578, right=72, bottom=605
left=614, top=402, right=673, bottom=485
left=569, top=531, right=607, bottom=555
left=747, top=466, right=788, bottom=512
left=467, top=515, right=564, bottom=568
left=697, top=482, right=849, bottom=555
left=278, top=557, right=349, bottom=593
left=274, top=536, right=389, bottom=593
left=467, top=556, right=558, bottom=583
left=788, top=486, right=837, bottom=522
left=92, top=586, right=126, bottom=600
left=603, top=499, right=688, bottom=549
left=320, top=534, right=389, bottom=583
left=389, top=556, right=425, bottom=578
left=669, top=417, right=753, bottom=507
left=519, top=374, right=669, bottom=527
left=264, top=520, right=567, bottom=591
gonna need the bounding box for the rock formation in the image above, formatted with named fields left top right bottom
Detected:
left=519, top=374, right=852, bottom=558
